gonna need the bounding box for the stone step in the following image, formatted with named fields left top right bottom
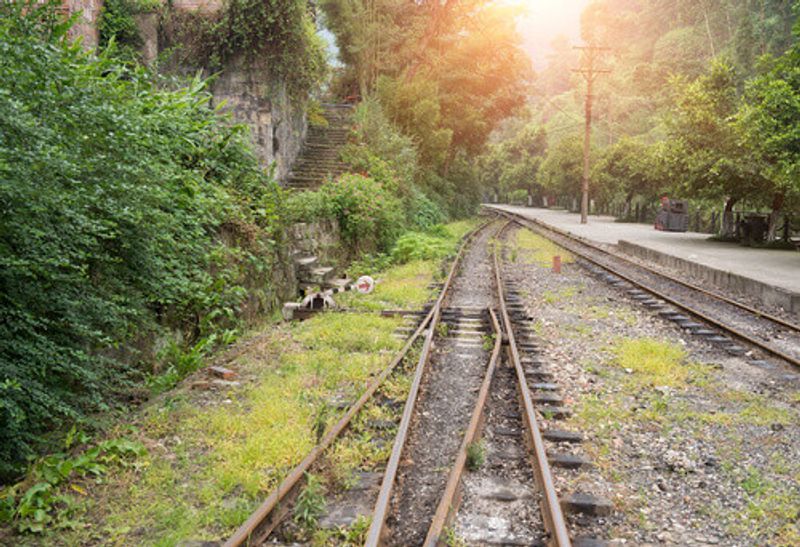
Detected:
left=305, top=266, right=335, bottom=284
left=303, top=140, right=347, bottom=147
left=300, top=154, right=346, bottom=162
left=306, top=130, right=348, bottom=136
left=294, top=158, right=348, bottom=165
left=292, top=167, right=347, bottom=175
left=294, top=255, right=318, bottom=269
left=301, top=144, right=346, bottom=151
left=288, top=175, right=328, bottom=183
left=294, top=159, right=348, bottom=166
left=325, top=278, right=353, bottom=292
left=290, top=168, right=347, bottom=177
left=287, top=184, right=321, bottom=191
left=289, top=174, right=343, bottom=182
left=301, top=151, right=346, bottom=159
left=287, top=183, right=321, bottom=190
left=302, top=145, right=346, bottom=151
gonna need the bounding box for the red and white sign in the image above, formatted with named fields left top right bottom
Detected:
left=356, top=275, right=375, bottom=294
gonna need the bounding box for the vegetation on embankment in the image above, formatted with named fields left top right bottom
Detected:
left=0, top=0, right=486, bottom=483
left=0, top=220, right=474, bottom=544
left=1, top=0, right=533, bottom=525
left=0, top=2, right=302, bottom=481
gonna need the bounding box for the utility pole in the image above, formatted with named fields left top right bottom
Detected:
left=573, top=45, right=610, bottom=224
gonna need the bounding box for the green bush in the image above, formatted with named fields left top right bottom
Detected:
left=0, top=3, right=285, bottom=480
left=284, top=187, right=333, bottom=222
left=390, top=232, right=452, bottom=263
left=321, top=174, right=405, bottom=253
left=508, top=189, right=528, bottom=205
left=345, top=97, right=418, bottom=186
left=405, top=187, right=446, bottom=230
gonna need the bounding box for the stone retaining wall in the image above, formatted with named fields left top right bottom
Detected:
left=289, top=219, right=346, bottom=270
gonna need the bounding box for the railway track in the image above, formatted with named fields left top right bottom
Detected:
left=223, top=221, right=490, bottom=546
left=491, top=208, right=800, bottom=369
left=368, top=221, right=607, bottom=546
left=226, top=217, right=606, bottom=546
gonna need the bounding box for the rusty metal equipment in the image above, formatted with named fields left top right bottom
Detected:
left=655, top=198, right=689, bottom=232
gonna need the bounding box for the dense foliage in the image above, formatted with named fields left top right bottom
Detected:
left=99, top=0, right=328, bottom=98
left=485, top=0, right=800, bottom=240
left=0, top=3, right=289, bottom=479
left=287, top=101, right=446, bottom=255
left=320, top=0, right=532, bottom=215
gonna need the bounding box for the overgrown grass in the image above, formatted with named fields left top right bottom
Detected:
left=339, top=219, right=476, bottom=312
left=2, top=311, right=402, bottom=544
left=542, top=285, right=583, bottom=304
left=1, top=220, right=479, bottom=544
left=726, top=464, right=800, bottom=545
left=612, top=338, right=692, bottom=387
left=570, top=336, right=799, bottom=544
left=512, top=229, right=574, bottom=267
left=0, top=219, right=477, bottom=543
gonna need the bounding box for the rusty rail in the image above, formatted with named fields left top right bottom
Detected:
left=493, top=221, right=572, bottom=546
left=422, top=308, right=503, bottom=546
left=492, top=208, right=800, bottom=369
left=364, top=221, right=495, bottom=546
left=225, top=221, right=490, bottom=546
left=510, top=211, right=800, bottom=332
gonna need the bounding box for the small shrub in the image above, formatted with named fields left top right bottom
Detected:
left=1, top=435, right=146, bottom=533
left=390, top=232, right=452, bottom=264
left=284, top=188, right=333, bottom=223
left=347, top=253, right=393, bottom=278
left=321, top=174, right=405, bottom=253
left=293, top=473, right=326, bottom=531
left=307, top=99, right=329, bottom=128
left=405, top=187, right=446, bottom=230
left=466, top=441, right=485, bottom=471
left=444, top=526, right=467, bottom=547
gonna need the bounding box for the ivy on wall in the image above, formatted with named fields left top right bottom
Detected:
left=101, top=0, right=328, bottom=99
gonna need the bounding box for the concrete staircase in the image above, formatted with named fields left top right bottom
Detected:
left=286, top=103, right=354, bottom=192
left=290, top=228, right=351, bottom=296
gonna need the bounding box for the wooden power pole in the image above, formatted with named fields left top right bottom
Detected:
left=573, top=45, right=610, bottom=224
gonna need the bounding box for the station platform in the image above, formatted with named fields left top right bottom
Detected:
left=486, top=205, right=800, bottom=316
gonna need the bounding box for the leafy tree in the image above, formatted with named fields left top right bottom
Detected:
left=663, top=60, right=766, bottom=235
left=539, top=135, right=589, bottom=207
left=479, top=124, right=547, bottom=200
left=591, top=138, right=667, bottom=216
left=321, top=0, right=531, bottom=213
left=736, top=12, right=800, bottom=238
left=376, top=75, right=453, bottom=169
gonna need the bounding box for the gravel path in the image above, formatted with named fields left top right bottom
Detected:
left=454, top=349, right=546, bottom=546
left=503, top=223, right=800, bottom=546
left=525, top=220, right=800, bottom=366
left=385, top=225, right=497, bottom=546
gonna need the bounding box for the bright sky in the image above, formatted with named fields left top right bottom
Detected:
left=516, top=0, right=591, bottom=69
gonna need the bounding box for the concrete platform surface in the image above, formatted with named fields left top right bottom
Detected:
left=487, top=204, right=800, bottom=298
